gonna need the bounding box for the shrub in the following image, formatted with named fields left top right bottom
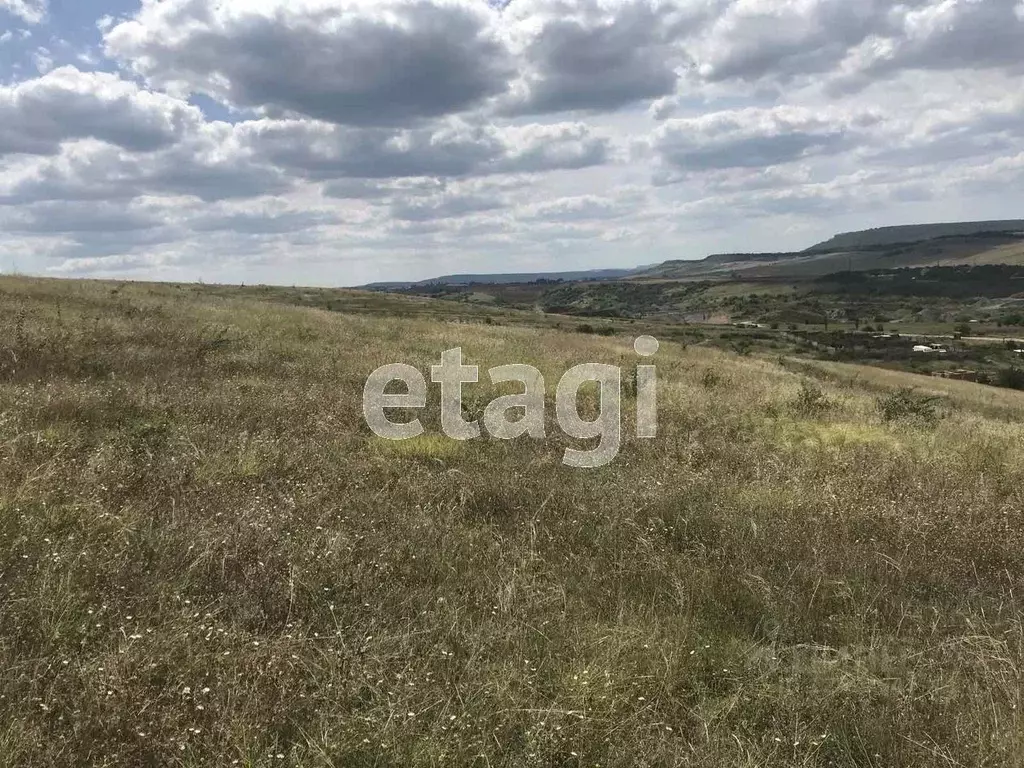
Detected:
left=877, top=387, right=943, bottom=424
left=996, top=366, right=1024, bottom=391
left=701, top=368, right=722, bottom=389
left=791, top=379, right=832, bottom=416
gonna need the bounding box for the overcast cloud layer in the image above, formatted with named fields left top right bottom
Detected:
left=1, top=0, right=1023, bottom=285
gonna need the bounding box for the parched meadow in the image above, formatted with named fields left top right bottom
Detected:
left=0, top=277, right=1021, bottom=766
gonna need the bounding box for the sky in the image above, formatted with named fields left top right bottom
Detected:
left=0, top=0, right=1023, bottom=287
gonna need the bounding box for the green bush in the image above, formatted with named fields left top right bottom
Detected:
left=792, top=379, right=832, bottom=416
left=996, top=366, right=1024, bottom=391
left=877, top=387, right=942, bottom=424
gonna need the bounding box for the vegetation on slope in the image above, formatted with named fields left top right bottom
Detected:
left=808, top=220, right=1024, bottom=251
left=0, top=277, right=1022, bottom=766
left=626, top=230, right=1024, bottom=283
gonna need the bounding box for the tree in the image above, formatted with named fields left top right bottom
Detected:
left=996, top=367, right=1024, bottom=391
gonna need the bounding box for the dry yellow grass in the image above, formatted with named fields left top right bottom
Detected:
left=0, top=276, right=1022, bottom=766
left=957, top=241, right=1024, bottom=266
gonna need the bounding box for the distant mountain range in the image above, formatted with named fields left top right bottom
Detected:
left=364, top=268, right=638, bottom=289
left=365, top=220, right=1024, bottom=288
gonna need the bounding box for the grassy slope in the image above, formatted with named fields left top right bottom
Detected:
left=638, top=235, right=1024, bottom=281
left=1, top=277, right=1022, bottom=767
left=964, top=241, right=1024, bottom=266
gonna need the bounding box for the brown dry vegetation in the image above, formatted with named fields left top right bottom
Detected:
left=0, top=276, right=1022, bottom=767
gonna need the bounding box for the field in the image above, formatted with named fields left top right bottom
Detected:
left=1, top=276, right=1022, bottom=766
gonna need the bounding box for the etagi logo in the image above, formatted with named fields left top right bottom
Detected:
left=363, top=336, right=659, bottom=468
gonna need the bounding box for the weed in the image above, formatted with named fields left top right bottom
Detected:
left=877, top=386, right=944, bottom=424
left=791, top=379, right=833, bottom=416
left=701, top=367, right=722, bottom=388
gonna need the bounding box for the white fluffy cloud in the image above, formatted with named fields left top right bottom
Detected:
left=0, top=67, right=202, bottom=156
left=103, top=0, right=514, bottom=126
left=390, top=191, right=506, bottom=221
left=0, top=0, right=46, bottom=24
left=648, top=106, right=881, bottom=181
left=689, top=0, right=1024, bottom=89
left=522, top=193, right=637, bottom=221
left=500, top=0, right=701, bottom=114
left=237, top=118, right=610, bottom=179
left=0, top=0, right=1022, bottom=284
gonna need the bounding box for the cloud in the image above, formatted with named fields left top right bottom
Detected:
left=690, top=0, right=890, bottom=85
left=322, top=179, right=402, bottom=201
left=104, top=0, right=514, bottom=126
left=0, top=198, right=189, bottom=276
left=494, top=122, right=612, bottom=172
left=3, top=0, right=1024, bottom=284
left=834, top=0, right=1024, bottom=87
left=501, top=0, right=701, bottom=114
left=241, top=119, right=506, bottom=179
left=241, top=118, right=611, bottom=179
left=648, top=106, right=878, bottom=181
left=649, top=95, right=680, bottom=120
left=861, top=91, right=1024, bottom=168
left=390, top=191, right=506, bottom=221
left=521, top=194, right=629, bottom=221
left=188, top=208, right=343, bottom=234
left=689, top=0, right=1024, bottom=90
left=1, top=200, right=163, bottom=234
left=322, top=177, right=449, bottom=200
left=0, top=0, right=46, bottom=24
left=0, top=67, right=203, bottom=156
left=0, top=126, right=292, bottom=205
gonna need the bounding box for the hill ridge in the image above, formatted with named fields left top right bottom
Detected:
left=808, top=219, right=1024, bottom=252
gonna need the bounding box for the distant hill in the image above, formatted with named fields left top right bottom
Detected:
left=702, top=252, right=798, bottom=265
left=807, top=220, right=1024, bottom=252
left=365, top=268, right=636, bottom=290
left=368, top=221, right=1024, bottom=289
left=637, top=229, right=1024, bottom=281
